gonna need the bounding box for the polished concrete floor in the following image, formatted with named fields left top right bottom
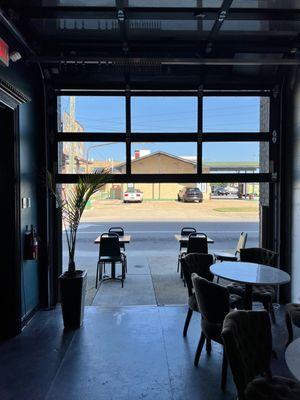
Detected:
left=0, top=305, right=296, bottom=400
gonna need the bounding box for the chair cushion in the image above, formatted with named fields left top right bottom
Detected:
left=201, top=319, right=223, bottom=344
left=245, top=376, right=300, bottom=400
left=252, top=286, right=276, bottom=302
left=227, top=283, right=276, bottom=303
left=188, top=294, right=198, bottom=311
left=286, top=303, right=300, bottom=327
left=229, top=294, right=243, bottom=309
left=214, top=252, right=238, bottom=261
left=227, top=283, right=245, bottom=297
left=187, top=292, right=239, bottom=313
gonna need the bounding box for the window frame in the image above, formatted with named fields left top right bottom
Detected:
left=55, top=89, right=275, bottom=184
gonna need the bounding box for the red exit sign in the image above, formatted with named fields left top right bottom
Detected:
left=0, top=38, right=9, bottom=67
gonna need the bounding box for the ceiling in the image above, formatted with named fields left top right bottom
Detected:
left=2, top=0, right=300, bottom=89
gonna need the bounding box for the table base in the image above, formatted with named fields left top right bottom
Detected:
left=244, top=284, right=253, bottom=310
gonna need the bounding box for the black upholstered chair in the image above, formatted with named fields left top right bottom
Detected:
left=227, top=248, right=278, bottom=323
left=191, top=274, right=230, bottom=391
left=222, top=310, right=300, bottom=400
left=108, top=226, right=127, bottom=272
left=181, top=253, right=242, bottom=337
left=178, top=232, right=208, bottom=279
left=186, top=233, right=208, bottom=254
left=108, top=226, right=126, bottom=251
left=285, top=303, right=300, bottom=347
left=177, top=227, right=196, bottom=273
left=214, top=231, right=247, bottom=262
left=95, top=233, right=126, bottom=288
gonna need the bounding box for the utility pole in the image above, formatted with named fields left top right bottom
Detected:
left=69, top=96, right=76, bottom=173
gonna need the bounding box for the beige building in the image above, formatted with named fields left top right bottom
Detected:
left=88, top=151, right=259, bottom=201
left=114, top=152, right=209, bottom=200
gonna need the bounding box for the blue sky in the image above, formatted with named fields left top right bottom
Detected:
left=60, top=96, right=264, bottom=163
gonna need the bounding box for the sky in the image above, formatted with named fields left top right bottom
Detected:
left=60, top=95, right=266, bottom=163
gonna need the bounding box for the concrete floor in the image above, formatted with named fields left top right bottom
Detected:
left=0, top=305, right=297, bottom=400
left=91, top=253, right=188, bottom=307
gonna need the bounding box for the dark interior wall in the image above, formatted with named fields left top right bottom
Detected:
left=0, top=26, right=43, bottom=321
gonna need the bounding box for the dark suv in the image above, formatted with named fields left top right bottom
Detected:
left=177, top=187, right=203, bottom=203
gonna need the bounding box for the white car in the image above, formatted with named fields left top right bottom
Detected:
left=123, top=189, right=143, bottom=203
left=225, top=186, right=239, bottom=195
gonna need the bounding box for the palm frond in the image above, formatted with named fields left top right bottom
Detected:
left=46, top=169, right=109, bottom=273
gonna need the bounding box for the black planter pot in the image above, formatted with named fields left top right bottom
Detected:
left=59, top=270, right=87, bottom=329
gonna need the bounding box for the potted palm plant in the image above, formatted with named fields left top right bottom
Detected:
left=47, top=171, right=109, bottom=329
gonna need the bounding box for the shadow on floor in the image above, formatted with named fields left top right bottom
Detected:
left=0, top=305, right=297, bottom=400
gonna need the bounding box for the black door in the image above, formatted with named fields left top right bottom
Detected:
left=0, top=103, right=22, bottom=339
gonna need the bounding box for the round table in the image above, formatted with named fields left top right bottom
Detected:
left=210, top=261, right=290, bottom=310
left=285, top=338, right=300, bottom=381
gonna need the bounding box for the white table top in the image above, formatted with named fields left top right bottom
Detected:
left=174, top=234, right=214, bottom=244
left=210, top=261, right=290, bottom=286
left=285, top=338, right=300, bottom=381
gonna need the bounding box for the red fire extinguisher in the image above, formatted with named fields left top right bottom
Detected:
left=24, top=225, right=38, bottom=260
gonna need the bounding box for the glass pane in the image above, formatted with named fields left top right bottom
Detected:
left=129, top=0, right=201, bottom=6
left=203, top=142, right=269, bottom=173
left=232, top=0, right=300, bottom=9
left=43, top=0, right=115, bottom=5
left=203, top=96, right=269, bottom=132
left=31, top=18, right=120, bottom=38
left=221, top=20, right=300, bottom=33
left=130, top=142, right=197, bottom=174
left=57, top=96, right=126, bottom=132
left=58, top=142, right=126, bottom=173
left=131, top=97, right=198, bottom=133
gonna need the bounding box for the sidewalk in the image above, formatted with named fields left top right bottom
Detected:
left=82, top=199, right=259, bottom=222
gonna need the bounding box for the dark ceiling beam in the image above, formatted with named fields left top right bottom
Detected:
left=45, top=38, right=296, bottom=52
left=115, top=0, right=128, bottom=55
left=31, top=56, right=300, bottom=66
left=209, top=0, right=233, bottom=38
left=0, top=7, right=35, bottom=54
left=5, top=6, right=300, bottom=21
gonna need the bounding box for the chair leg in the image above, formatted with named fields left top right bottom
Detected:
left=221, top=349, right=228, bottom=391
left=206, top=338, right=212, bottom=355
left=177, top=256, right=180, bottom=273
left=194, top=332, right=206, bottom=366
left=263, top=301, right=276, bottom=324
left=95, top=263, right=99, bottom=289
left=285, top=312, right=294, bottom=348
left=269, top=302, right=276, bottom=324
left=121, top=260, right=125, bottom=288
left=183, top=308, right=193, bottom=337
